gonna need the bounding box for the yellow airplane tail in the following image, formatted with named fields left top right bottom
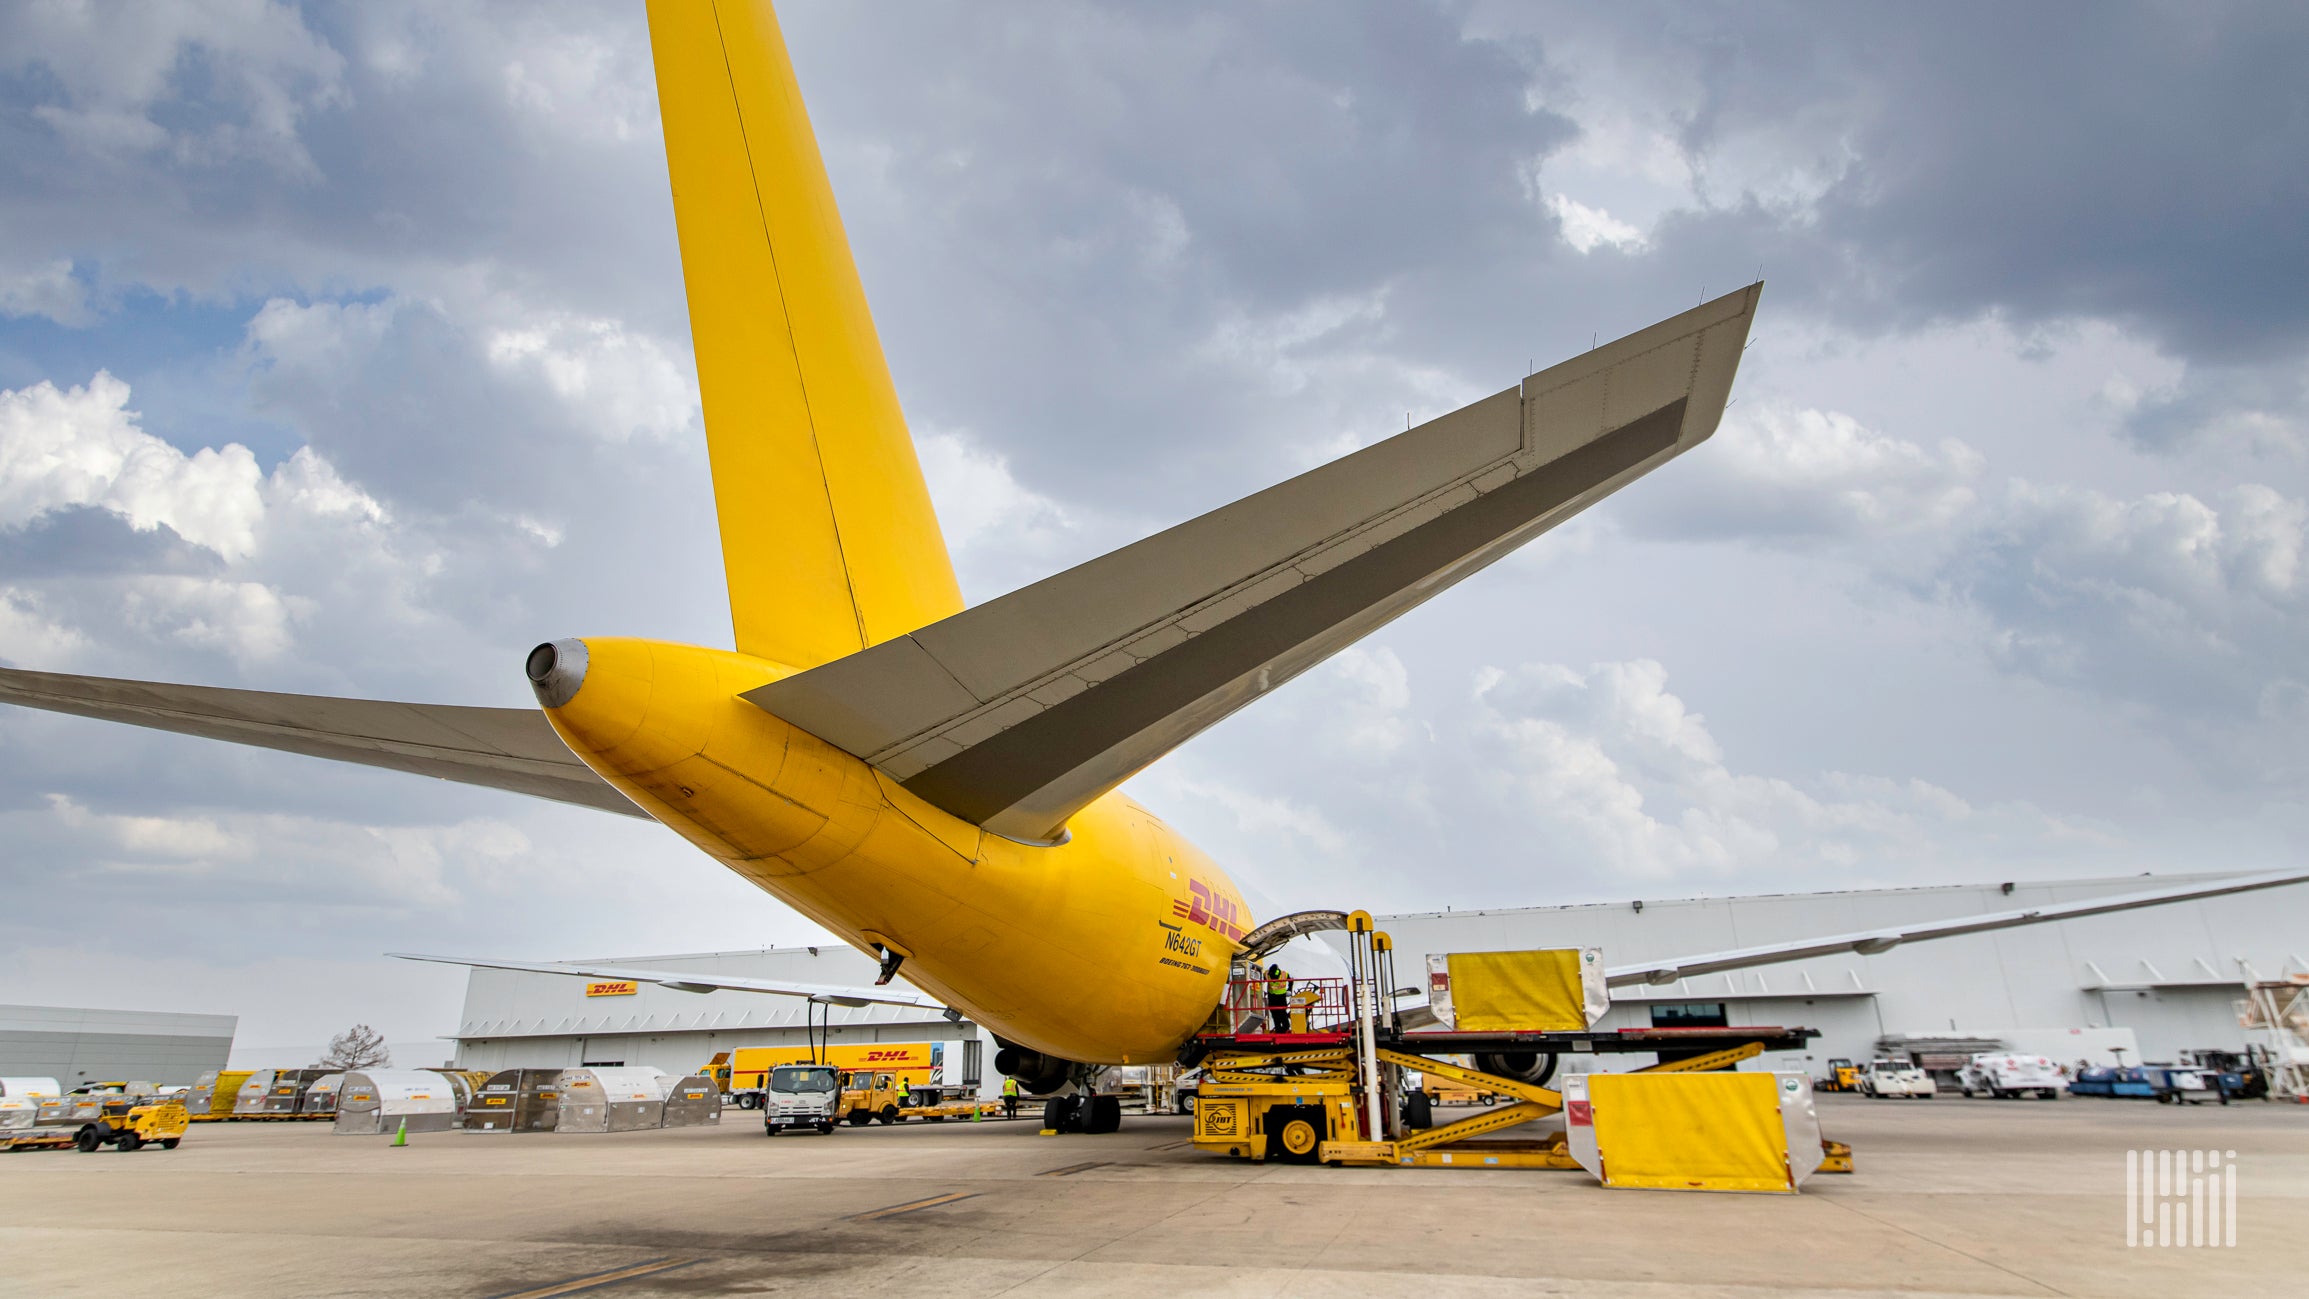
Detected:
left=648, top=0, right=964, bottom=670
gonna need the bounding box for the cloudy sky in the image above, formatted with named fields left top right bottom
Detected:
left=3, top=1, right=2305, bottom=1055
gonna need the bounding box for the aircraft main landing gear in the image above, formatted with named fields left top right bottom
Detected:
left=1040, top=1094, right=1122, bottom=1134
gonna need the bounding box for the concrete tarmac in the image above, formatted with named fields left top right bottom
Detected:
left=1, top=1095, right=2299, bottom=1296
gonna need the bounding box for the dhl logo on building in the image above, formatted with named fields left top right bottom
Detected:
left=1172, top=878, right=1247, bottom=943
left=585, top=981, right=639, bottom=997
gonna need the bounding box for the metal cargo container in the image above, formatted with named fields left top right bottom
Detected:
left=0, top=1076, right=61, bottom=1100
left=300, top=1073, right=345, bottom=1117
left=0, top=1096, right=39, bottom=1132
left=554, top=1068, right=670, bottom=1133
left=462, top=1069, right=564, bottom=1133
left=185, top=1070, right=254, bottom=1119
left=333, top=1070, right=462, bottom=1134
left=233, top=1068, right=334, bottom=1116
left=661, top=1074, right=723, bottom=1128
left=36, top=1095, right=106, bottom=1126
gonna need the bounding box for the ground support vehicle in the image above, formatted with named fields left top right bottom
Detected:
left=1, top=1098, right=193, bottom=1152
left=1193, top=1037, right=1846, bottom=1174
left=2149, top=1065, right=2229, bottom=1105
left=760, top=1064, right=840, bottom=1136
left=2071, top=1066, right=2158, bottom=1098
left=2179, top=1050, right=2268, bottom=1100
left=899, top=1099, right=1004, bottom=1122
left=1417, top=1059, right=1492, bottom=1107
left=1957, top=1053, right=2066, bottom=1099
left=1857, top=1060, right=1937, bottom=1098
left=1180, top=919, right=1850, bottom=1187
left=706, top=1045, right=941, bottom=1111
left=839, top=1071, right=915, bottom=1126
left=1816, top=1059, right=1861, bottom=1092
left=76, top=1098, right=188, bottom=1151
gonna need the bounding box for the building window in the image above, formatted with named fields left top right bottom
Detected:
left=1649, top=1003, right=1727, bottom=1029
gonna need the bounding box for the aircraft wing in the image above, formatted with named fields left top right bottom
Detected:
left=0, top=667, right=640, bottom=818
left=389, top=952, right=939, bottom=1009
left=1604, top=868, right=2309, bottom=988
left=752, top=285, right=1763, bottom=842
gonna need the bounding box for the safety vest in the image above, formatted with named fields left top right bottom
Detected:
left=1266, top=975, right=1288, bottom=997
left=1001, top=1078, right=1018, bottom=1097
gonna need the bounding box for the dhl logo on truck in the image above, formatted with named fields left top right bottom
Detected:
left=1171, top=878, right=1246, bottom=943
left=585, top=981, right=639, bottom=997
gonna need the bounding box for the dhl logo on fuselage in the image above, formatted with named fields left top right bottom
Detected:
left=1172, top=878, right=1247, bottom=943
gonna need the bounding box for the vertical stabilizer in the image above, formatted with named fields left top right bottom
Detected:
left=648, top=0, right=964, bottom=669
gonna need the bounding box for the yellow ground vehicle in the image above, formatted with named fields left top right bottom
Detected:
left=840, top=1071, right=910, bottom=1126
left=1417, top=1059, right=1493, bottom=1108
left=705, top=1045, right=940, bottom=1110
left=1818, top=1059, right=1861, bottom=1092
left=73, top=1097, right=189, bottom=1152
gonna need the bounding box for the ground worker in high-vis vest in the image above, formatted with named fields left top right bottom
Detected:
left=1266, top=964, right=1291, bottom=1033
left=1001, top=1076, right=1019, bottom=1119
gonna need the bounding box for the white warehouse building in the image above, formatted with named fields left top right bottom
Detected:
left=1348, top=870, right=2306, bottom=1074
left=450, top=945, right=1001, bottom=1093
left=447, top=870, right=2304, bottom=1081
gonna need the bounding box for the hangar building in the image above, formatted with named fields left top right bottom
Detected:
left=1352, top=870, right=2305, bottom=1074
left=446, top=870, right=2304, bottom=1081
left=0, top=1004, right=237, bottom=1088
left=449, top=946, right=998, bottom=1091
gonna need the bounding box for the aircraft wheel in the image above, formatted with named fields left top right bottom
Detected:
left=1401, top=1090, right=1433, bottom=1131
left=1041, top=1096, right=1077, bottom=1132
left=1085, top=1095, right=1122, bottom=1134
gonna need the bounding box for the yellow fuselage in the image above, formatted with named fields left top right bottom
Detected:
left=543, top=636, right=1250, bottom=1066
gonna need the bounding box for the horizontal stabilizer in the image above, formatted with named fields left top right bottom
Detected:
left=750, top=286, right=1762, bottom=841
left=0, top=668, right=639, bottom=818
left=389, top=952, right=938, bottom=1009
left=1606, top=869, right=2309, bottom=988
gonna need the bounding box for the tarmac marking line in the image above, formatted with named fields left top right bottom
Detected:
left=486, top=1256, right=696, bottom=1299
left=851, top=1191, right=978, bottom=1221
left=1037, top=1161, right=1112, bottom=1177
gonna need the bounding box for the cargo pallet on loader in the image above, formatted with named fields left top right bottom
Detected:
left=1186, top=914, right=1852, bottom=1190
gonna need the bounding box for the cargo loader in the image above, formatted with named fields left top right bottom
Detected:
left=1185, top=914, right=1852, bottom=1191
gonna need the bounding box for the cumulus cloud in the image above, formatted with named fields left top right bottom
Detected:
left=1627, top=401, right=1983, bottom=543
left=1472, top=659, right=2014, bottom=880
left=0, top=0, right=347, bottom=171
left=1952, top=480, right=2306, bottom=713
left=483, top=312, right=695, bottom=443
left=0, top=257, right=93, bottom=326
left=0, top=372, right=268, bottom=561
left=1545, top=194, right=1648, bottom=254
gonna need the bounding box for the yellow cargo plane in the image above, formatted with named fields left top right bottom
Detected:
left=5, top=2, right=2303, bottom=1117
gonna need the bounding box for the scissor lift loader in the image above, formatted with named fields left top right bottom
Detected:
left=1188, top=913, right=1852, bottom=1188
